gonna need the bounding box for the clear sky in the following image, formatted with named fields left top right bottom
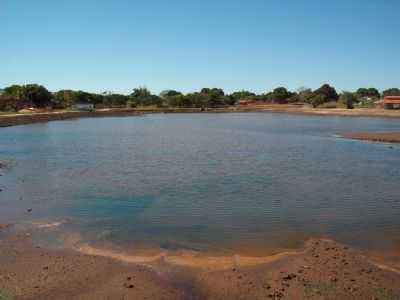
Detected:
left=1, top=0, right=399, bottom=94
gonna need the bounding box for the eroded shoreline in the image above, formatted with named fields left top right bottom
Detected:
left=1, top=227, right=400, bottom=300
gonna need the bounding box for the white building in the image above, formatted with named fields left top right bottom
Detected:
left=72, top=103, right=95, bottom=111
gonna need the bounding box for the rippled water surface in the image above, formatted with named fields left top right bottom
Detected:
left=1, top=113, right=400, bottom=252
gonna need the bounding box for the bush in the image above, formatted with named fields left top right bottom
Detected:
left=339, top=92, right=356, bottom=109
left=310, top=95, right=327, bottom=108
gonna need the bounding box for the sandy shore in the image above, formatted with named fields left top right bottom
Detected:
left=341, top=132, right=400, bottom=144
left=1, top=227, right=399, bottom=300
left=1, top=106, right=400, bottom=127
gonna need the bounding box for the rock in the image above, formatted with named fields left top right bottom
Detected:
left=283, top=273, right=296, bottom=280
left=0, top=160, right=13, bottom=170
left=263, top=283, right=271, bottom=290
left=0, top=224, right=11, bottom=231
left=124, top=283, right=135, bottom=289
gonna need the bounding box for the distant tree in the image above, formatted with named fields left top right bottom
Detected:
left=339, top=91, right=356, bottom=109
left=4, top=84, right=52, bottom=108
left=314, top=84, right=339, bottom=101
left=102, top=93, right=128, bottom=107
left=185, top=92, right=207, bottom=107
left=200, top=88, right=225, bottom=107
left=382, top=88, right=400, bottom=97
left=355, top=88, right=380, bottom=100
left=53, top=90, right=74, bottom=108
left=296, top=87, right=314, bottom=103
left=129, top=87, right=161, bottom=106
left=0, top=94, right=19, bottom=111
left=309, top=94, right=327, bottom=108
left=160, top=90, right=184, bottom=107
left=160, top=90, right=182, bottom=98
left=4, top=85, right=24, bottom=98
left=267, top=87, right=293, bottom=103
left=229, top=90, right=256, bottom=101
left=22, top=84, right=53, bottom=107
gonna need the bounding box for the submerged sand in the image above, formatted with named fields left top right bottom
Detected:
left=341, top=132, right=400, bottom=144
left=1, top=227, right=400, bottom=300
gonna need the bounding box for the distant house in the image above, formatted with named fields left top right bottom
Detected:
left=383, top=96, right=400, bottom=109
left=237, top=99, right=257, bottom=106
left=72, top=103, right=95, bottom=111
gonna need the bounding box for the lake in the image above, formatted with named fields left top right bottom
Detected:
left=1, top=113, right=400, bottom=254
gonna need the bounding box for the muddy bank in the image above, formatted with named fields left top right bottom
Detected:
left=341, top=132, right=400, bottom=144
left=1, top=231, right=399, bottom=300
left=0, top=110, right=144, bottom=127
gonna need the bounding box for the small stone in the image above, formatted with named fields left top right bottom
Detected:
left=124, top=283, right=135, bottom=289
left=263, top=283, right=271, bottom=290
left=283, top=273, right=296, bottom=280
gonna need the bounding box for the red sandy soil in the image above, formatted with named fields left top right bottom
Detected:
left=341, top=132, right=400, bottom=144
left=1, top=226, right=400, bottom=300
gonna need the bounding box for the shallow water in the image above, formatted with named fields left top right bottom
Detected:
left=1, top=113, right=400, bottom=253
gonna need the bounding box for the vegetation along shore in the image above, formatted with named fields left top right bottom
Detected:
left=1, top=83, right=400, bottom=127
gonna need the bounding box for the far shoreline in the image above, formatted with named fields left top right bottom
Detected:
left=1, top=104, right=400, bottom=128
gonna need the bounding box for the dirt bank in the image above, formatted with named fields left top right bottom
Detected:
left=1, top=230, right=399, bottom=300
left=0, top=110, right=144, bottom=127
left=341, top=132, right=400, bottom=143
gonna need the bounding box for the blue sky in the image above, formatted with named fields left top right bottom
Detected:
left=1, top=0, right=399, bottom=94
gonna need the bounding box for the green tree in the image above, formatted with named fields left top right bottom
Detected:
left=230, top=90, right=256, bottom=101
left=200, top=88, right=225, bottom=107
left=160, top=90, right=184, bottom=107
left=160, top=90, right=182, bottom=98
left=102, top=93, right=128, bottom=107
left=267, top=87, right=293, bottom=103
left=21, top=84, right=53, bottom=107
left=130, top=88, right=161, bottom=106
left=4, top=85, right=24, bottom=98
left=382, top=88, right=400, bottom=97
left=314, top=84, right=339, bottom=101
left=53, top=90, right=74, bottom=108
left=185, top=92, right=207, bottom=108
left=310, top=94, right=327, bottom=108
left=4, top=84, right=52, bottom=108
left=297, top=87, right=314, bottom=103
left=356, top=88, right=380, bottom=100
left=0, top=94, right=19, bottom=111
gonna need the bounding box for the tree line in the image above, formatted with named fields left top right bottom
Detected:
left=0, top=83, right=399, bottom=112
